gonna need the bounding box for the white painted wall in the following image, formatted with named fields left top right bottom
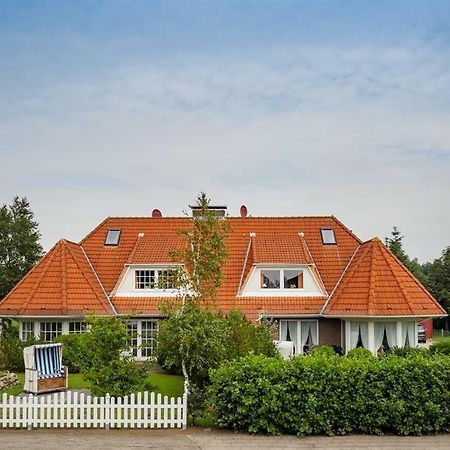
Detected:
left=115, top=265, right=181, bottom=297
left=344, top=319, right=419, bottom=354
left=241, top=265, right=325, bottom=297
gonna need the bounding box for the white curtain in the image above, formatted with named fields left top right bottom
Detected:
left=280, top=321, right=287, bottom=341
left=374, top=323, right=385, bottom=351
left=288, top=321, right=298, bottom=354
left=386, top=322, right=397, bottom=348
left=301, top=322, right=310, bottom=348
left=300, top=321, right=318, bottom=350
left=309, top=321, right=318, bottom=346
left=359, top=322, right=369, bottom=349
left=350, top=322, right=360, bottom=349
left=401, top=321, right=416, bottom=348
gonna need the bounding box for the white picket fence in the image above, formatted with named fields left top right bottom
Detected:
left=0, top=391, right=187, bottom=429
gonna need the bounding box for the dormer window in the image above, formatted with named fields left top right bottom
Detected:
left=105, top=229, right=121, bottom=246
left=321, top=228, right=336, bottom=245
left=134, top=268, right=177, bottom=290
left=260, top=269, right=303, bottom=290
left=261, top=270, right=280, bottom=289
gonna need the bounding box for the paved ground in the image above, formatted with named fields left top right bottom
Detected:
left=0, top=428, right=448, bottom=449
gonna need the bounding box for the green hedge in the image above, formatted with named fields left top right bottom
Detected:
left=209, top=352, right=450, bottom=436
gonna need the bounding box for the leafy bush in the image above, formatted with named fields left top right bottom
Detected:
left=55, top=333, right=91, bottom=373
left=0, top=320, right=39, bottom=371
left=429, top=340, right=450, bottom=355
left=156, top=304, right=276, bottom=387
left=346, top=347, right=374, bottom=359
left=59, top=316, right=151, bottom=397
left=309, top=345, right=337, bottom=357
left=225, top=310, right=277, bottom=359
left=209, top=352, right=450, bottom=436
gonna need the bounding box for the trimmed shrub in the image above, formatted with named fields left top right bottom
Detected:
left=346, top=347, right=374, bottom=359
left=429, top=340, right=450, bottom=355
left=209, top=352, right=450, bottom=436
left=55, top=333, right=91, bottom=373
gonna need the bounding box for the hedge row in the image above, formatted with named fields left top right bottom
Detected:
left=209, top=351, right=450, bottom=436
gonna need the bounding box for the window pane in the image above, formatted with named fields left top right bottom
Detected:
left=284, top=270, right=302, bottom=289
left=321, top=229, right=336, bottom=244
left=105, top=229, right=121, bottom=246
left=157, top=269, right=177, bottom=289
left=127, top=322, right=138, bottom=357
left=261, top=270, right=280, bottom=289
left=40, top=322, right=62, bottom=342
left=135, top=270, right=155, bottom=289
left=142, top=320, right=158, bottom=358
left=69, top=322, right=85, bottom=333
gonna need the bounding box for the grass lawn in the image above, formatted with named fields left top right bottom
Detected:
left=432, top=330, right=450, bottom=343
left=0, top=371, right=184, bottom=398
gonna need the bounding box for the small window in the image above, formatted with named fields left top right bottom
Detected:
left=135, top=270, right=156, bottom=289
left=321, top=228, right=336, bottom=245
left=105, top=229, right=121, bottom=246
left=40, top=322, right=62, bottom=342
left=21, top=322, right=34, bottom=341
left=261, top=270, right=281, bottom=289
left=284, top=270, right=303, bottom=289
left=157, top=269, right=177, bottom=289
left=69, top=322, right=85, bottom=334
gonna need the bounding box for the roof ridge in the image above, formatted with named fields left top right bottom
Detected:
left=65, top=242, right=114, bottom=315
left=301, top=234, right=328, bottom=295
left=321, top=243, right=362, bottom=315
left=377, top=239, right=445, bottom=314
left=80, top=245, right=117, bottom=315
left=331, top=215, right=362, bottom=244
left=80, top=217, right=111, bottom=245
left=368, top=242, right=377, bottom=315
left=237, top=236, right=253, bottom=294
left=19, top=243, right=59, bottom=314
left=126, top=235, right=142, bottom=264
left=61, top=243, right=68, bottom=315
left=380, top=240, right=415, bottom=315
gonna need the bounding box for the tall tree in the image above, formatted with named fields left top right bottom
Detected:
left=425, top=246, right=450, bottom=329
left=0, top=196, right=43, bottom=298
left=159, top=192, right=230, bottom=390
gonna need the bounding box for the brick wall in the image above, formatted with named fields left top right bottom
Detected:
left=319, top=318, right=342, bottom=347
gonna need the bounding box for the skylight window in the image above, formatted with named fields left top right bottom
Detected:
left=105, top=229, right=121, bottom=246
left=321, top=228, right=336, bottom=245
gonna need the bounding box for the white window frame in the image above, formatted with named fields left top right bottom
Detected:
left=279, top=319, right=319, bottom=355
left=134, top=268, right=177, bottom=291
left=260, top=268, right=304, bottom=291
left=40, top=321, right=63, bottom=342
left=127, top=319, right=159, bottom=360
left=21, top=321, right=34, bottom=341
left=68, top=321, right=85, bottom=334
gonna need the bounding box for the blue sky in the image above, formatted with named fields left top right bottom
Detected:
left=1, top=0, right=450, bottom=261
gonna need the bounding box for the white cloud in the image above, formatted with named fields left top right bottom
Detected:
left=1, top=43, right=449, bottom=261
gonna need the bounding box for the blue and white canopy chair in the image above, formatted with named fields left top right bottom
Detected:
left=23, top=343, right=68, bottom=394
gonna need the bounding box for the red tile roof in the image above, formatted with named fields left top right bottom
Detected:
left=251, top=233, right=313, bottom=264
left=112, top=296, right=325, bottom=320
left=322, top=238, right=446, bottom=317
left=0, top=240, right=115, bottom=316
left=2, top=215, right=444, bottom=321
left=127, top=234, right=185, bottom=264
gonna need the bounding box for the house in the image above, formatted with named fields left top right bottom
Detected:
left=0, top=206, right=446, bottom=358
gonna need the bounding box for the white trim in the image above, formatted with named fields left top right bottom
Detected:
left=81, top=245, right=117, bottom=315
left=320, top=244, right=360, bottom=314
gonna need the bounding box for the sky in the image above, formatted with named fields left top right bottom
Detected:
left=1, top=0, right=450, bottom=262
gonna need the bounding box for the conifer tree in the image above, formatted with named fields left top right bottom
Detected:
left=0, top=196, right=43, bottom=298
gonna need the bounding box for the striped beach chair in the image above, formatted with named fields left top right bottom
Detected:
left=23, top=343, right=68, bottom=394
